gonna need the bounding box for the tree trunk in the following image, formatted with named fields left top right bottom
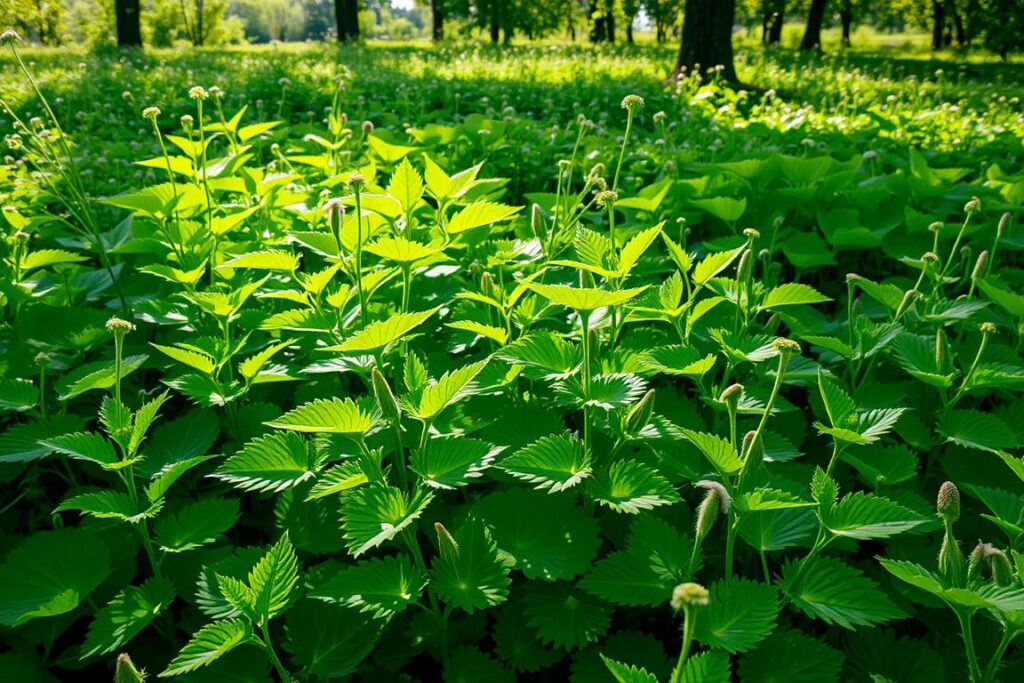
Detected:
left=335, top=0, right=360, bottom=41
left=196, top=0, right=204, bottom=46
left=799, top=0, right=827, bottom=50
left=840, top=0, right=852, bottom=47
left=490, top=0, right=500, bottom=43
left=767, top=1, right=784, bottom=45
left=931, top=0, right=945, bottom=50
left=606, top=2, right=616, bottom=43
left=115, top=0, right=142, bottom=47
left=674, top=0, right=737, bottom=82
left=949, top=0, right=965, bottom=46
left=431, top=0, right=444, bottom=41
left=626, top=19, right=634, bottom=45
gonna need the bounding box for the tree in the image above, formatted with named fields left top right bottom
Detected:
left=115, top=0, right=142, bottom=46
left=644, top=0, right=681, bottom=43
left=761, top=0, right=784, bottom=45
left=431, top=0, right=444, bottom=40
left=335, top=0, right=360, bottom=40
left=674, top=0, right=737, bottom=82
left=623, top=0, right=640, bottom=43
left=799, top=0, right=828, bottom=50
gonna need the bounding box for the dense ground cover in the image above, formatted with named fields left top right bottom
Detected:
left=1, top=39, right=1024, bottom=682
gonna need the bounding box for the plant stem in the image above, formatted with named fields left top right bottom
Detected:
left=670, top=605, right=696, bottom=683
left=956, top=609, right=983, bottom=683
left=580, top=308, right=592, bottom=453
left=983, top=627, right=1016, bottom=682
left=354, top=186, right=368, bottom=325
left=260, top=620, right=293, bottom=682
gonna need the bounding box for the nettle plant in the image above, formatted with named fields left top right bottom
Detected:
left=2, top=35, right=1024, bottom=682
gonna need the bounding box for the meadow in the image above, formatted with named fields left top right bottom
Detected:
left=1, top=36, right=1024, bottom=682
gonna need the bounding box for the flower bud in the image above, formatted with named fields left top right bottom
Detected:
left=434, top=522, right=459, bottom=564
left=620, top=94, right=645, bottom=112
left=771, top=338, right=800, bottom=355
left=736, top=248, right=753, bottom=282
left=142, top=106, right=161, bottom=120
left=997, top=213, right=1010, bottom=238
left=105, top=317, right=136, bottom=335
left=718, top=383, right=743, bottom=409
left=372, top=367, right=401, bottom=423
left=938, top=532, right=965, bottom=586
left=967, top=542, right=987, bottom=582
left=935, top=329, right=950, bottom=373
left=625, top=389, right=655, bottom=434
left=671, top=582, right=709, bottom=611
left=971, top=251, right=988, bottom=280
left=530, top=203, right=545, bottom=241
left=964, top=197, right=981, bottom=215
left=188, top=85, right=209, bottom=100
left=987, top=546, right=1014, bottom=586
left=980, top=321, right=997, bottom=335
left=348, top=172, right=366, bottom=190
left=694, top=480, right=729, bottom=541
left=937, top=481, right=960, bottom=521
left=115, top=654, right=145, bottom=683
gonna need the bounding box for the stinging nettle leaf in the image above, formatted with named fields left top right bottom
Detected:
left=501, top=434, right=592, bottom=493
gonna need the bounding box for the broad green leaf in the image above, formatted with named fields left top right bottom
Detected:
left=249, top=532, right=300, bottom=620
left=211, top=432, right=317, bottom=493
left=430, top=516, right=511, bottom=613
left=0, top=378, right=38, bottom=413
left=580, top=548, right=676, bottom=607
left=282, top=601, right=380, bottom=678
left=694, top=578, right=779, bottom=653
left=341, top=486, right=434, bottom=557
left=495, top=331, right=580, bottom=379
left=693, top=247, right=743, bottom=286
left=587, top=460, right=681, bottom=513
left=21, top=248, right=87, bottom=271
left=937, top=410, right=1017, bottom=452
left=738, top=629, right=842, bottom=683
left=58, top=354, right=148, bottom=400
left=82, top=578, right=176, bottom=657
left=266, top=397, right=379, bottom=437
left=447, top=201, right=522, bottom=234
left=411, top=435, right=499, bottom=489
left=761, top=283, right=831, bottom=309
left=151, top=343, right=216, bottom=375
left=387, top=157, right=424, bottom=213
left=523, top=583, right=611, bottom=651
left=677, top=651, right=732, bottom=683
left=325, top=307, right=440, bottom=353
left=305, top=462, right=369, bottom=500
left=683, top=429, right=743, bottom=475
left=312, top=555, right=426, bottom=619
left=526, top=283, right=649, bottom=312
left=616, top=223, right=663, bottom=277
left=780, top=557, right=904, bottom=629
left=365, top=235, right=443, bottom=264
left=601, top=655, right=659, bottom=683
left=39, top=432, right=119, bottom=469
left=501, top=435, right=591, bottom=493
left=217, top=249, right=299, bottom=272
left=0, top=529, right=110, bottom=626
left=155, top=498, right=240, bottom=552
left=642, top=345, right=717, bottom=377
left=556, top=372, right=647, bottom=411
left=823, top=492, right=926, bottom=539
left=407, top=360, right=489, bottom=420
left=238, top=339, right=294, bottom=382
left=55, top=490, right=158, bottom=523
left=160, top=619, right=252, bottom=677
left=692, top=196, right=746, bottom=222
left=446, top=320, right=509, bottom=344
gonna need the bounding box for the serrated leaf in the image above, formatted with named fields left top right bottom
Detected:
left=58, top=353, right=147, bottom=400
left=160, top=619, right=252, bottom=677
left=693, top=247, right=743, bottom=286
left=282, top=601, right=380, bottom=678
left=305, top=462, right=369, bottom=500
left=587, top=460, right=681, bottom=513
left=38, top=432, right=119, bottom=468
left=155, top=498, right=239, bottom=552
left=151, top=343, right=216, bottom=375
left=937, top=410, right=1017, bottom=452
left=22, top=248, right=87, bottom=271
left=238, top=339, right=294, bottom=381
left=524, top=583, right=611, bottom=651
left=556, top=373, right=647, bottom=411
left=448, top=201, right=522, bottom=234
left=218, top=249, right=299, bottom=272
left=677, top=650, right=732, bottom=683
left=55, top=490, right=158, bottom=523
left=211, top=432, right=316, bottom=493
left=411, top=435, right=499, bottom=489
left=495, top=332, right=580, bottom=379
left=266, top=397, right=379, bottom=437
left=762, top=283, right=831, bottom=309
left=0, top=378, right=38, bottom=413
left=325, top=307, right=440, bottom=353
left=388, top=157, right=424, bottom=213
left=341, top=485, right=433, bottom=557
left=0, top=529, right=111, bottom=626
left=501, top=435, right=591, bottom=493
left=81, top=578, right=176, bottom=658
left=312, top=555, right=426, bottom=619
left=682, top=429, right=743, bottom=475
left=365, top=235, right=443, bottom=264
left=694, top=578, right=779, bottom=653
left=408, top=360, right=488, bottom=420
left=601, top=655, right=659, bottom=683
left=446, top=320, right=508, bottom=344
left=249, top=532, right=299, bottom=621
left=781, top=557, right=904, bottom=629
left=642, top=345, right=717, bottom=377
left=738, top=629, right=842, bottom=683
left=430, top=516, right=511, bottom=613
left=526, top=283, right=649, bottom=312
left=580, top=548, right=675, bottom=607
left=824, top=492, right=926, bottom=539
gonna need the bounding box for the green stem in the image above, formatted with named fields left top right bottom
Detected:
left=670, top=605, right=696, bottom=683
left=825, top=440, right=844, bottom=477
left=956, top=610, right=983, bottom=683
left=260, top=620, right=293, bottom=682
left=580, top=309, right=592, bottom=453
left=723, top=514, right=737, bottom=579
left=740, top=350, right=790, bottom=470
left=354, top=187, right=368, bottom=325
left=983, top=627, right=1016, bottom=682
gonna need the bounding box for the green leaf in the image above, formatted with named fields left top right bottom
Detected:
left=580, top=548, right=676, bottom=607
left=692, top=196, right=746, bottom=222
left=879, top=559, right=1024, bottom=612
left=365, top=235, right=443, bottom=264
left=248, top=532, right=300, bottom=621
left=677, top=651, right=732, bottom=683
left=0, top=529, right=110, bottom=626
left=145, top=454, right=217, bottom=502
left=448, top=201, right=522, bottom=234
left=341, top=485, right=433, bottom=557
left=446, top=320, right=509, bottom=344
left=642, top=345, right=717, bottom=378
left=430, top=516, right=511, bottom=613
left=738, top=629, right=842, bottom=683
left=0, top=378, right=38, bottom=413
left=21, top=248, right=87, bottom=271
left=282, top=601, right=380, bottom=679
left=524, top=583, right=611, bottom=651
left=976, top=277, right=1024, bottom=317
left=477, top=489, right=600, bottom=580
left=325, top=307, right=440, bottom=353
left=761, top=283, right=831, bottom=309
left=305, top=462, right=369, bottom=500
left=601, top=655, right=659, bottom=683
left=694, top=578, right=779, bottom=653
left=817, top=372, right=856, bottom=427
left=780, top=557, right=905, bottom=629
left=587, top=460, right=681, bottom=513
left=682, top=429, right=743, bottom=475
left=615, top=223, right=663, bottom=277
left=151, top=343, right=217, bottom=375
left=937, top=410, right=1017, bottom=452
left=411, top=435, right=499, bottom=489
left=408, top=360, right=488, bottom=420
left=388, top=157, right=424, bottom=212
left=55, top=490, right=158, bottom=523
left=154, top=498, right=240, bottom=552
left=160, top=619, right=252, bottom=677
left=265, top=397, right=379, bottom=437
left=823, top=492, right=926, bottom=539
left=81, top=578, right=176, bottom=657
left=526, top=283, right=649, bottom=312
left=218, top=249, right=299, bottom=272
left=38, top=432, right=119, bottom=469
left=501, top=434, right=591, bottom=493
left=238, top=339, right=294, bottom=381
left=693, top=247, right=743, bottom=286
left=495, top=332, right=581, bottom=379
left=556, top=373, right=647, bottom=410
left=212, top=432, right=317, bottom=493
left=312, top=555, right=426, bottom=619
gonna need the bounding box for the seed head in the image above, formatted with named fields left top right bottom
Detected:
left=142, top=106, right=161, bottom=120
left=921, top=251, right=939, bottom=264
left=671, top=582, right=709, bottom=611
left=105, top=317, right=136, bottom=335
left=653, top=111, right=667, bottom=123
left=0, top=30, right=23, bottom=45
left=188, top=86, right=209, bottom=100
left=362, top=120, right=374, bottom=134
left=743, top=228, right=760, bottom=240
left=772, top=338, right=800, bottom=355
left=595, top=190, right=618, bottom=207
left=937, top=481, right=960, bottom=521
left=620, top=94, right=645, bottom=112
left=980, top=322, right=997, bottom=335
left=971, top=251, right=988, bottom=280
left=964, top=197, right=981, bottom=215
left=997, top=212, right=1010, bottom=237
left=209, top=85, right=224, bottom=98
left=347, top=172, right=366, bottom=190
left=278, top=77, right=292, bottom=87
left=927, top=221, right=944, bottom=233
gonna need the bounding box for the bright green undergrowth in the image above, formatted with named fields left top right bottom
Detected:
left=1, top=40, right=1023, bottom=683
